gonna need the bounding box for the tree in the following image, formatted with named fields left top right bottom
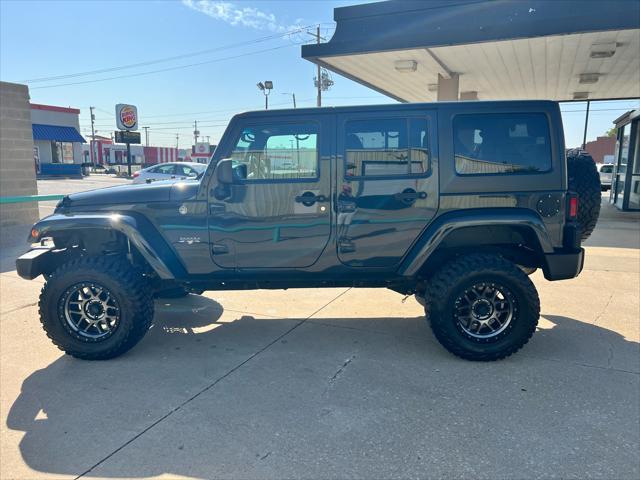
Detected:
left=605, top=127, right=617, bottom=137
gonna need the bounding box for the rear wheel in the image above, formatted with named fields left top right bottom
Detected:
left=425, top=254, right=539, bottom=361
left=39, top=257, right=154, bottom=360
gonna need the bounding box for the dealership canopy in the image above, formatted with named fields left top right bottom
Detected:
left=301, top=0, right=640, bottom=102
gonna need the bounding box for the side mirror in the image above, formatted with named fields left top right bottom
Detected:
left=215, top=158, right=234, bottom=184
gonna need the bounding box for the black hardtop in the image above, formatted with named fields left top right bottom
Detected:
left=231, top=100, right=560, bottom=121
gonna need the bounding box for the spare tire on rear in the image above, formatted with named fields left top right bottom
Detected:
left=566, top=149, right=601, bottom=240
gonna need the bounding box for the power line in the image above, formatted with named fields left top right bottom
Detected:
left=20, top=26, right=316, bottom=84
left=32, top=43, right=305, bottom=90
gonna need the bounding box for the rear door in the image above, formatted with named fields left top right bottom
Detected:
left=208, top=114, right=332, bottom=269
left=336, top=110, right=439, bottom=267
left=152, top=164, right=177, bottom=181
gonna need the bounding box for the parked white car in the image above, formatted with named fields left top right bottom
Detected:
left=598, top=163, right=614, bottom=191
left=132, top=162, right=206, bottom=184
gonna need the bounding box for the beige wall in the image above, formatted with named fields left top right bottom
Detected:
left=0, top=81, right=38, bottom=233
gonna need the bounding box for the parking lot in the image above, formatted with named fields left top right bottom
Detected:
left=1, top=176, right=639, bottom=479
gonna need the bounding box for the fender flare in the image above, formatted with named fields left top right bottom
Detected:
left=29, top=213, right=185, bottom=279
left=398, top=208, right=554, bottom=276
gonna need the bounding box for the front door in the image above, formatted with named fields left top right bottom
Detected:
left=208, top=115, right=332, bottom=269
left=336, top=110, right=439, bottom=267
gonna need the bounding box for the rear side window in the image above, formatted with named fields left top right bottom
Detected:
left=600, top=165, right=613, bottom=173
left=154, top=164, right=176, bottom=175
left=229, top=122, right=318, bottom=181
left=453, top=113, right=552, bottom=175
left=344, top=118, right=429, bottom=178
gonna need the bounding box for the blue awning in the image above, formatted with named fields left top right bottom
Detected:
left=32, top=124, right=85, bottom=143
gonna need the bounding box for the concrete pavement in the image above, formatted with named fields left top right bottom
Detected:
left=1, top=180, right=638, bottom=479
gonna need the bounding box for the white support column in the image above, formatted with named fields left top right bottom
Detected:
left=436, top=73, right=459, bottom=101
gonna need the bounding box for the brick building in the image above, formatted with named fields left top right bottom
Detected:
left=0, top=81, right=38, bottom=233
left=585, top=136, right=616, bottom=164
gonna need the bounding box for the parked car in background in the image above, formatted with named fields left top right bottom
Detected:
left=598, top=163, right=614, bottom=190
left=132, top=162, right=206, bottom=184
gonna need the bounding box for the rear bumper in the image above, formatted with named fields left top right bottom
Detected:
left=542, top=248, right=584, bottom=281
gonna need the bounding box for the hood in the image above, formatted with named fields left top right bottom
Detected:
left=63, top=180, right=200, bottom=208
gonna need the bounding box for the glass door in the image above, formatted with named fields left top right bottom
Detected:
left=627, top=120, right=640, bottom=210
left=612, top=125, right=629, bottom=209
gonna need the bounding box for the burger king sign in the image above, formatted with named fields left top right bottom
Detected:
left=115, top=104, right=138, bottom=131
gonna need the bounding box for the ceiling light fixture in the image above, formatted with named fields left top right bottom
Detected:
left=579, top=73, right=601, bottom=84
left=573, top=92, right=590, bottom=100
left=590, top=42, right=617, bottom=59
left=395, top=60, right=418, bottom=72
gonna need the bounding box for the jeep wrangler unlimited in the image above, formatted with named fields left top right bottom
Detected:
left=17, top=101, right=597, bottom=361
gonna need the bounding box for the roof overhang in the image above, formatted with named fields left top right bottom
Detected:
left=32, top=124, right=86, bottom=143
left=302, top=0, right=640, bottom=102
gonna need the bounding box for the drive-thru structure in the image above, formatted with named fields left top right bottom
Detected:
left=301, top=0, right=639, bottom=103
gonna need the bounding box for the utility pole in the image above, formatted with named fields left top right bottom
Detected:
left=143, top=126, right=150, bottom=146
left=307, top=27, right=324, bottom=107
left=89, top=106, right=96, bottom=164
left=282, top=92, right=297, bottom=108
left=582, top=100, right=591, bottom=149
left=315, top=26, right=321, bottom=107
left=176, top=134, right=179, bottom=149
left=193, top=120, right=199, bottom=146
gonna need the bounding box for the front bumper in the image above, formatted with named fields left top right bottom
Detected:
left=16, top=246, right=55, bottom=280
left=542, top=248, right=585, bottom=281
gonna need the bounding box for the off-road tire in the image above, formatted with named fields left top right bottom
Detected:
left=567, top=149, right=601, bottom=240
left=425, top=253, right=540, bottom=361
left=39, top=256, right=154, bottom=360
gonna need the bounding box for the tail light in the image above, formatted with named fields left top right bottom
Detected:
left=133, top=171, right=140, bottom=178
left=568, top=194, right=579, bottom=219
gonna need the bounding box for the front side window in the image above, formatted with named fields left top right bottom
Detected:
left=453, top=113, right=552, bottom=175
left=344, top=118, right=429, bottom=178
left=230, top=122, right=318, bottom=181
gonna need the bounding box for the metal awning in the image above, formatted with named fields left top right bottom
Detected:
left=32, top=124, right=85, bottom=143
left=302, top=0, right=640, bottom=102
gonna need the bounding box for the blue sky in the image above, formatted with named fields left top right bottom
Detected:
left=1, top=0, right=638, bottom=148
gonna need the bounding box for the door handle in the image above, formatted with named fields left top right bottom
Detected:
left=295, top=192, right=328, bottom=207
left=394, top=190, right=427, bottom=204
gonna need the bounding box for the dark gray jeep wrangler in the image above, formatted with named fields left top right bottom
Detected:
left=17, top=101, right=599, bottom=361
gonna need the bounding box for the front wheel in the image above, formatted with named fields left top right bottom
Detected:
left=39, top=257, right=154, bottom=360
left=425, top=254, right=540, bottom=361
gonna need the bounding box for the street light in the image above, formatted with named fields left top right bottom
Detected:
left=281, top=92, right=297, bottom=108
left=257, top=81, right=273, bottom=110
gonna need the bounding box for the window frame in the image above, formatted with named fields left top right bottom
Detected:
left=228, top=120, right=322, bottom=184
left=342, top=116, right=432, bottom=181
left=452, top=112, right=553, bottom=177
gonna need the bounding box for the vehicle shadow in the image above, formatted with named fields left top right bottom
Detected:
left=5, top=300, right=639, bottom=478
